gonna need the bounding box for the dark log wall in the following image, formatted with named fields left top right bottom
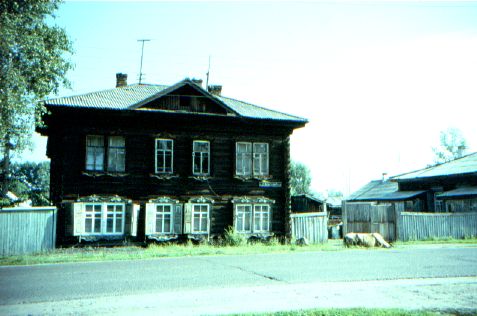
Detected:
left=45, top=108, right=300, bottom=240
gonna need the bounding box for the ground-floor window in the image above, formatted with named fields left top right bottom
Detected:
left=155, top=204, right=173, bottom=233
left=192, top=204, right=209, bottom=233
left=233, top=197, right=273, bottom=234
left=84, top=203, right=125, bottom=235
left=253, top=204, right=270, bottom=232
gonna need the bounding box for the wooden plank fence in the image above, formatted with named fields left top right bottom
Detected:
left=0, top=207, right=57, bottom=256
left=343, top=201, right=477, bottom=242
left=342, top=202, right=396, bottom=241
left=291, top=212, right=328, bottom=243
left=398, top=212, right=477, bottom=241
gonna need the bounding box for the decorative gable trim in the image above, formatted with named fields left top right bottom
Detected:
left=130, top=79, right=238, bottom=115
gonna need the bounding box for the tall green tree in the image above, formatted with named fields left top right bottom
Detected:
left=290, top=161, right=312, bottom=196
left=0, top=0, right=72, bottom=195
left=432, top=128, right=468, bottom=164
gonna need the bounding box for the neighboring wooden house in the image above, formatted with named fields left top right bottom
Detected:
left=343, top=153, right=477, bottom=241
left=291, top=194, right=324, bottom=213
left=346, top=180, right=426, bottom=212
left=392, top=152, right=477, bottom=213
left=292, top=194, right=342, bottom=217
left=38, top=75, right=307, bottom=244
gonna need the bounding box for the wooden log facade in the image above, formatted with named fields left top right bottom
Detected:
left=39, top=78, right=307, bottom=245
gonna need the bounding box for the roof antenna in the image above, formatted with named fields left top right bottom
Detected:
left=206, top=55, right=211, bottom=91
left=137, top=39, right=151, bottom=84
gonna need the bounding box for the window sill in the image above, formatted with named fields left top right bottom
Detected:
left=189, top=175, right=212, bottom=181
left=150, top=173, right=180, bottom=180
left=82, top=171, right=128, bottom=177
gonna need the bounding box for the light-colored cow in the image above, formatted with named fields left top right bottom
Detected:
left=344, top=232, right=391, bottom=248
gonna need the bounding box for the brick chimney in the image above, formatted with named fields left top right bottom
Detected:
left=208, top=85, right=222, bottom=96
left=191, top=78, right=203, bottom=87
left=116, top=73, right=128, bottom=87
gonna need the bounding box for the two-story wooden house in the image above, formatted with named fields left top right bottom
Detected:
left=38, top=75, right=307, bottom=244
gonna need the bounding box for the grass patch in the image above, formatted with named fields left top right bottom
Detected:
left=394, top=237, right=477, bottom=246
left=0, top=239, right=340, bottom=266
left=230, top=308, right=476, bottom=316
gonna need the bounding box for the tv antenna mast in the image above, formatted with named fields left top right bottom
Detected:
left=137, top=39, right=150, bottom=84
left=206, top=56, right=211, bottom=91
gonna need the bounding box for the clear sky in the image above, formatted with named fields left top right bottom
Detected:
left=21, top=0, right=477, bottom=196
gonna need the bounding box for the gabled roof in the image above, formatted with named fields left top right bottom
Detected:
left=346, top=180, right=424, bottom=201
left=392, top=152, right=477, bottom=181
left=347, top=180, right=398, bottom=201
left=44, top=79, right=307, bottom=124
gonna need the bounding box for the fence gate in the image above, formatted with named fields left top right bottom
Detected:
left=342, top=202, right=396, bottom=241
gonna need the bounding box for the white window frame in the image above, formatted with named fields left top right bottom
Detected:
left=83, top=202, right=125, bottom=235
left=155, top=138, right=174, bottom=174
left=86, top=135, right=105, bottom=171
left=192, top=203, right=209, bottom=233
left=253, top=143, right=269, bottom=176
left=236, top=142, right=252, bottom=176
left=235, top=204, right=252, bottom=233
left=235, top=142, right=269, bottom=177
left=253, top=204, right=270, bottom=233
left=107, top=136, right=126, bottom=172
left=155, top=204, right=173, bottom=234
left=192, top=140, right=210, bottom=176
left=234, top=203, right=271, bottom=234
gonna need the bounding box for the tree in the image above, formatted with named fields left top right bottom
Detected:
left=0, top=161, right=50, bottom=206
left=290, top=161, right=312, bottom=196
left=432, top=128, right=468, bottom=164
left=0, top=1, right=72, bottom=195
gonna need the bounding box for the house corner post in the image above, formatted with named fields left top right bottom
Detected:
left=283, top=135, right=292, bottom=241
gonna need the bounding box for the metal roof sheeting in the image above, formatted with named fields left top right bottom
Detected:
left=44, top=81, right=307, bottom=123
left=346, top=180, right=398, bottom=201
left=437, top=187, right=477, bottom=198
left=393, top=152, right=477, bottom=180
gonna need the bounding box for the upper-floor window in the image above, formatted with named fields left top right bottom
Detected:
left=253, top=143, right=269, bottom=176
left=193, top=140, right=210, bottom=176
left=155, top=139, right=174, bottom=173
left=86, top=136, right=105, bottom=171
left=108, top=136, right=126, bottom=172
left=86, top=135, right=125, bottom=172
left=236, top=142, right=269, bottom=177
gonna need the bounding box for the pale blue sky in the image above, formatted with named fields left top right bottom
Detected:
left=23, top=1, right=477, bottom=195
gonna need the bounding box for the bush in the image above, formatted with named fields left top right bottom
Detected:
left=223, top=226, right=246, bottom=246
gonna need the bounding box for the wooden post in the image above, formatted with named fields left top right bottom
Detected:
left=283, top=135, right=292, bottom=240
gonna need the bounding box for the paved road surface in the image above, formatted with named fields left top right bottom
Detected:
left=0, top=245, right=476, bottom=315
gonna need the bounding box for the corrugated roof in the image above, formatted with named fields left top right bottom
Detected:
left=437, top=186, right=477, bottom=198
left=346, top=180, right=398, bottom=201
left=380, top=190, right=426, bottom=200
left=392, top=152, right=477, bottom=180
left=44, top=80, right=307, bottom=123
left=347, top=180, right=425, bottom=201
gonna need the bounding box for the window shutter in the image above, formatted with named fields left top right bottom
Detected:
left=125, top=203, right=139, bottom=237
left=232, top=204, right=238, bottom=231
left=73, top=203, right=84, bottom=236
left=131, top=204, right=139, bottom=237
left=183, top=203, right=192, bottom=234
left=173, top=204, right=183, bottom=234
left=63, top=202, right=74, bottom=236
left=145, top=203, right=155, bottom=235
